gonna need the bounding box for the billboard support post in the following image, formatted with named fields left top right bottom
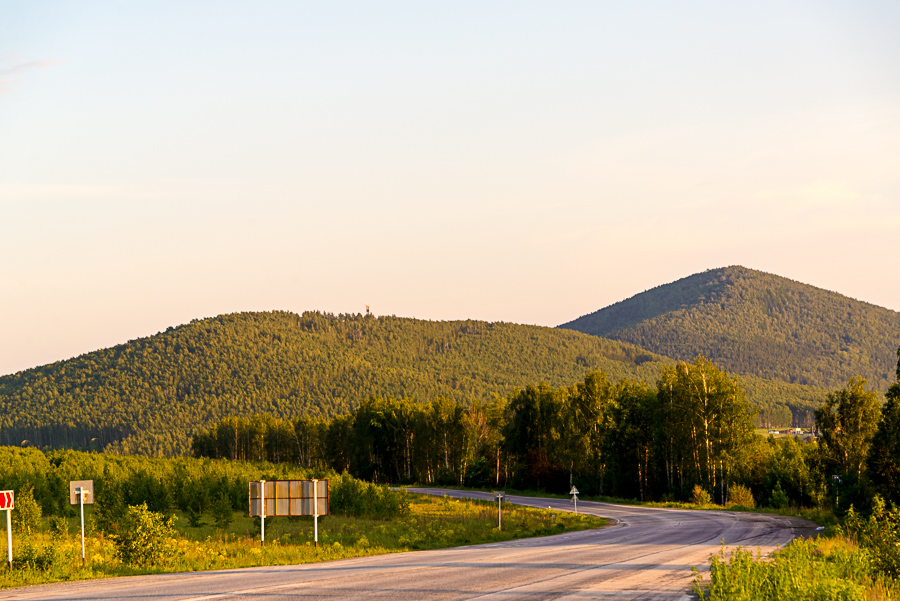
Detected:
left=313, top=479, right=318, bottom=549
left=260, top=480, right=266, bottom=545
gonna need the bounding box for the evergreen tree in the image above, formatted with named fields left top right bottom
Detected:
left=867, top=347, right=900, bottom=505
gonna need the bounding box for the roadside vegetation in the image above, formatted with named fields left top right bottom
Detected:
left=693, top=497, right=900, bottom=601
left=0, top=470, right=604, bottom=590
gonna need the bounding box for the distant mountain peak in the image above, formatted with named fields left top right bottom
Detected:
left=560, top=267, right=900, bottom=391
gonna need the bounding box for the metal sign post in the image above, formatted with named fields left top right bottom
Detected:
left=313, top=479, right=318, bottom=549
left=77, top=488, right=87, bottom=566
left=1, top=490, right=13, bottom=570
left=493, top=491, right=505, bottom=531
left=69, top=481, right=94, bottom=568
left=570, top=486, right=579, bottom=514
left=261, top=480, right=266, bottom=545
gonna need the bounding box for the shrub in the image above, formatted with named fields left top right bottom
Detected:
left=843, top=496, right=900, bottom=580
left=49, top=516, right=69, bottom=539
left=14, top=540, right=63, bottom=572
left=110, top=503, right=179, bottom=567
left=211, top=492, right=234, bottom=531
left=12, top=484, right=43, bottom=535
left=727, top=484, right=756, bottom=509
left=769, top=482, right=790, bottom=509
left=330, top=473, right=410, bottom=519
left=186, top=506, right=204, bottom=527
left=691, top=484, right=712, bottom=506
left=94, top=480, right=127, bottom=534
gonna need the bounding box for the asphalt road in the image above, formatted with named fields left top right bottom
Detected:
left=1, top=489, right=819, bottom=601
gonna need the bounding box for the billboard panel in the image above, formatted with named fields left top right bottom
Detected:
left=249, top=480, right=329, bottom=517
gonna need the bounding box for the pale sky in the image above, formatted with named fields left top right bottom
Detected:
left=2, top=1, right=899, bottom=376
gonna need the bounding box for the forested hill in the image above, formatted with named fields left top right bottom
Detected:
left=560, top=266, right=900, bottom=391
left=0, top=311, right=667, bottom=456
left=0, top=310, right=826, bottom=457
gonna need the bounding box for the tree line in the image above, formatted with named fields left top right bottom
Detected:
left=194, top=351, right=900, bottom=510
left=0, top=445, right=408, bottom=534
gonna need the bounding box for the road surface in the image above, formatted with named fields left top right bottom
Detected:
left=0, top=488, right=818, bottom=600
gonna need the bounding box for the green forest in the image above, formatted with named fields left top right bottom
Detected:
left=192, top=349, right=900, bottom=514
left=561, top=265, right=900, bottom=392
left=0, top=446, right=403, bottom=525
left=0, top=311, right=826, bottom=456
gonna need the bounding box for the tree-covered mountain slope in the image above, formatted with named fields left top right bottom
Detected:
left=560, top=266, right=900, bottom=392
left=0, top=310, right=826, bottom=457
left=0, top=311, right=666, bottom=456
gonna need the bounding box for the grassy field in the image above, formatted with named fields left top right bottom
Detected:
left=0, top=492, right=607, bottom=590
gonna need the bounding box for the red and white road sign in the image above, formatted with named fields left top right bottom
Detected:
left=0, top=491, right=13, bottom=510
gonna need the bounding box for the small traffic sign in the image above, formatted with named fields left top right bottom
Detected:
left=2, top=490, right=12, bottom=569
left=570, top=486, right=580, bottom=514
left=70, top=481, right=94, bottom=568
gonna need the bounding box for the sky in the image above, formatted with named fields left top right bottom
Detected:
left=1, top=1, right=899, bottom=376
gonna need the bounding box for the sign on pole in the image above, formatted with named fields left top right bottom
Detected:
left=570, top=486, right=579, bottom=514
left=493, top=491, right=505, bottom=531
left=70, top=481, right=94, bottom=567
left=69, top=481, right=94, bottom=506
left=1, top=490, right=12, bottom=570
left=249, top=480, right=329, bottom=545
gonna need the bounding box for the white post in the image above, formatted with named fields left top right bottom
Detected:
left=313, top=479, right=318, bottom=549
left=5, top=509, right=11, bottom=570
left=78, top=488, right=86, bottom=567
left=574, top=495, right=578, bottom=514
left=498, top=495, right=502, bottom=531
left=260, top=480, right=266, bottom=545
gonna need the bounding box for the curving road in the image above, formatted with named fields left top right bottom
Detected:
left=1, top=489, right=818, bottom=601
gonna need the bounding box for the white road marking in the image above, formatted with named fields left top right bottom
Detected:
left=179, top=580, right=312, bottom=601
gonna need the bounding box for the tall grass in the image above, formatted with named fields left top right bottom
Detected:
left=694, top=537, right=899, bottom=601
left=693, top=496, right=900, bottom=600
